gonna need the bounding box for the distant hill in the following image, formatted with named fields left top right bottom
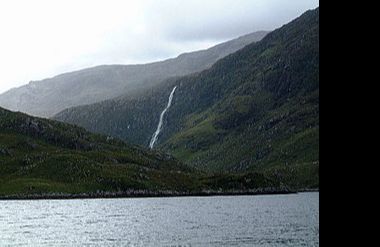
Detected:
left=0, top=31, right=268, bottom=117
left=55, top=8, right=319, bottom=189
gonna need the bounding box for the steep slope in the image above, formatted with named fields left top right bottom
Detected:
left=0, top=31, right=268, bottom=117
left=55, top=8, right=319, bottom=189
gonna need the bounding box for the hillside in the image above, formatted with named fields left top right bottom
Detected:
left=55, top=8, right=319, bottom=189
left=56, top=9, right=319, bottom=189
left=0, top=31, right=268, bottom=117
left=1, top=107, right=294, bottom=198
left=0, top=107, right=197, bottom=196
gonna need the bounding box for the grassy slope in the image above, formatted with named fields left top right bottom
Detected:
left=1, top=107, right=290, bottom=197
left=54, top=9, right=319, bottom=189
left=161, top=8, right=320, bottom=188
left=0, top=107, right=200, bottom=196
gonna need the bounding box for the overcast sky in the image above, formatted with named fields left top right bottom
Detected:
left=0, top=0, right=319, bottom=94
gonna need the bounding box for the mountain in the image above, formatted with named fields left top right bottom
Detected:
left=1, top=107, right=293, bottom=198
left=0, top=31, right=268, bottom=118
left=0, top=107, right=199, bottom=197
left=55, top=8, right=319, bottom=189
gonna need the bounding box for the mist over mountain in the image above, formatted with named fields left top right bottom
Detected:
left=0, top=31, right=268, bottom=117
left=55, top=8, right=319, bottom=188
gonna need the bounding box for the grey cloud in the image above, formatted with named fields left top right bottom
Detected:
left=0, top=0, right=319, bottom=94
left=75, top=0, right=320, bottom=70
left=145, top=0, right=319, bottom=42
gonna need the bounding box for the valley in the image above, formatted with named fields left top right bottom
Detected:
left=0, top=8, right=319, bottom=198
left=55, top=8, right=320, bottom=189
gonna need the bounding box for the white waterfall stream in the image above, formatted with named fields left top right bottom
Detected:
left=149, top=86, right=177, bottom=149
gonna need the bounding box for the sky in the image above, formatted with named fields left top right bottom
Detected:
left=0, top=0, right=319, bottom=94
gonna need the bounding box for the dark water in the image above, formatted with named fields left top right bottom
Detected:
left=0, top=192, right=319, bottom=246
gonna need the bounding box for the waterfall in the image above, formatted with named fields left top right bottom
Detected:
left=149, top=86, right=177, bottom=149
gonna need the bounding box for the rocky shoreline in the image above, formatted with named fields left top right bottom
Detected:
left=0, top=187, right=302, bottom=201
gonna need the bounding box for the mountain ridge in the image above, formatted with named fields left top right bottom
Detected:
left=0, top=31, right=268, bottom=117
left=54, top=8, right=319, bottom=189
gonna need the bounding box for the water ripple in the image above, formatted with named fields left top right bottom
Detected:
left=0, top=193, right=319, bottom=246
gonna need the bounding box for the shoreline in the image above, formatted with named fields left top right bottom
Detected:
left=0, top=188, right=318, bottom=201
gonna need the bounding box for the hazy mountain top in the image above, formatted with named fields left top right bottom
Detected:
left=0, top=31, right=268, bottom=117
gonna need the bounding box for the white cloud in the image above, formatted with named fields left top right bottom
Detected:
left=0, top=0, right=318, bottom=94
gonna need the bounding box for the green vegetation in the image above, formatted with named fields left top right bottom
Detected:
left=1, top=107, right=293, bottom=198
left=54, top=8, right=319, bottom=190
left=162, top=8, right=319, bottom=187
left=0, top=107, right=200, bottom=196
